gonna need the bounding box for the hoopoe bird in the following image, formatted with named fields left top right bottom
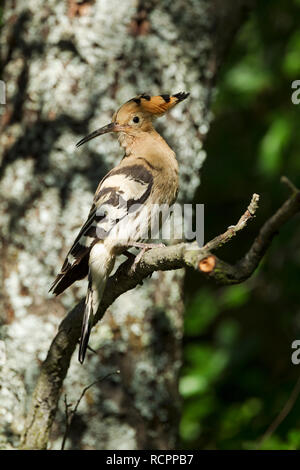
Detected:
left=50, top=92, right=189, bottom=363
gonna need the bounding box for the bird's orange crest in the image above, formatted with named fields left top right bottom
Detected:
left=128, top=92, right=190, bottom=115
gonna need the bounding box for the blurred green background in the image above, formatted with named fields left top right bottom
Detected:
left=180, top=0, right=300, bottom=449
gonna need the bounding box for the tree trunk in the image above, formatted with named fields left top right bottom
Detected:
left=0, top=0, right=253, bottom=450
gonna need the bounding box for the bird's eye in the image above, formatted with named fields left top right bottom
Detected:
left=133, top=116, right=140, bottom=123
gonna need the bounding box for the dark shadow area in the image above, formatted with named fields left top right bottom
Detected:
left=182, top=0, right=300, bottom=450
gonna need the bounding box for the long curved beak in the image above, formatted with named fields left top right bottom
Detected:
left=76, top=122, right=124, bottom=148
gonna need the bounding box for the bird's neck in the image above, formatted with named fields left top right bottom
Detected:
left=118, top=129, right=176, bottom=162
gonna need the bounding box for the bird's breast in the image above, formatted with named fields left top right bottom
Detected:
left=152, top=160, right=179, bottom=206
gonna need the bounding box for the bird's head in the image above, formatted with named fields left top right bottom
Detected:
left=76, top=92, right=189, bottom=147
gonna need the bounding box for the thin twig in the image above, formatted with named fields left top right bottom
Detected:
left=258, top=375, right=300, bottom=448
left=281, top=175, right=298, bottom=194
left=203, top=193, right=260, bottom=252
left=61, top=370, right=120, bottom=450
left=61, top=394, right=72, bottom=451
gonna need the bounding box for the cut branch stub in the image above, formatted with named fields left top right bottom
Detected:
left=198, top=255, right=216, bottom=272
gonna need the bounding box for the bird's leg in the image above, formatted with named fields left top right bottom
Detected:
left=127, top=242, right=166, bottom=272
left=128, top=242, right=166, bottom=250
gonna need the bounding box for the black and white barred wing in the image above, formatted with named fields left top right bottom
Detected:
left=50, top=163, right=153, bottom=295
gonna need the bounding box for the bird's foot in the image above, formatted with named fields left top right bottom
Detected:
left=127, top=242, right=166, bottom=272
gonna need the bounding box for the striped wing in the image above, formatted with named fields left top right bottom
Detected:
left=50, top=163, right=153, bottom=295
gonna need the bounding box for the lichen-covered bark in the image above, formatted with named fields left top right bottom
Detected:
left=0, top=0, right=253, bottom=450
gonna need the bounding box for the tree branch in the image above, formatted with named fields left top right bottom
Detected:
left=20, top=179, right=300, bottom=449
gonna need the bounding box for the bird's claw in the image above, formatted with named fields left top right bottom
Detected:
left=130, top=243, right=166, bottom=272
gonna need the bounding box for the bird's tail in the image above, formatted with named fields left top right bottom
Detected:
left=78, top=243, right=115, bottom=364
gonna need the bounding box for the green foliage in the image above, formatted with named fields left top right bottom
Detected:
left=283, top=31, right=300, bottom=76
left=184, top=289, right=219, bottom=335
left=221, top=285, right=251, bottom=309
left=258, top=115, right=292, bottom=176
left=181, top=0, right=300, bottom=450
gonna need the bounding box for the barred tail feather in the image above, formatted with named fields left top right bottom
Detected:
left=79, top=287, right=94, bottom=364
left=78, top=243, right=115, bottom=364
